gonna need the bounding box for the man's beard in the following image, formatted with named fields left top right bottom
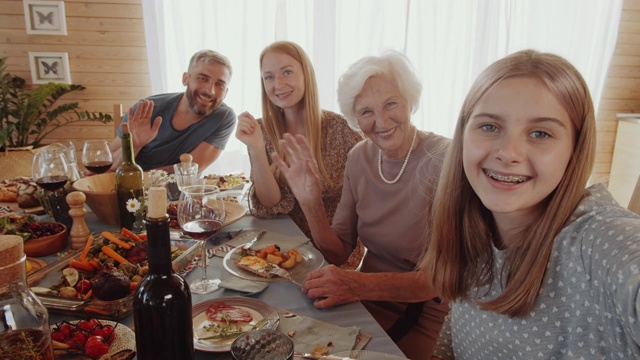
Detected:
left=185, top=87, right=221, bottom=117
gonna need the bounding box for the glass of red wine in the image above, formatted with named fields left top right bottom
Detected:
left=177, top=184, right=226, bottom=294
left=82, top=140, right=113, bottom=174
left=32, top=149, right=72, bottom=226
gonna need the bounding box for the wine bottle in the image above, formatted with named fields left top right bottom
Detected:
left=133, top=186, right=194, bottom=360
left=115, top=123, right=144, bottom=230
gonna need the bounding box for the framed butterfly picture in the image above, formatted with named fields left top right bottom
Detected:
left=23, top=0, right=67, bottom=35
left=28, top=52, right=71, bottom=84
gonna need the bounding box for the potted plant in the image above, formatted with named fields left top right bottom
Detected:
left=0, top=57, right=113, bottom=150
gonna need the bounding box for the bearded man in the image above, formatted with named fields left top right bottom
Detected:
left=109, top=50, right=236, bottom=172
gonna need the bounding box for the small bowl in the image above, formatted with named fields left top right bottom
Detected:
left=23, top=222, right=67, bottom=257
left=230, top=329, right=293, bottom=360
left=72, top=172, right=119, bottom=226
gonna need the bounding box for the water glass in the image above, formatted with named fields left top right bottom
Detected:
left=173, top=162, right=199, bottom=191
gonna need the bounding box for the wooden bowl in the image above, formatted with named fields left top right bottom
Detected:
left=72, top=172, right=119, bottom=226
left=23, top=222, right=68, bottom=257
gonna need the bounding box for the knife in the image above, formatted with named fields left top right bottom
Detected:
left=243, top=230, right=266, bottom=250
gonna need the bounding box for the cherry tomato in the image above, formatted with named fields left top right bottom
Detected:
left=77, top=318, right=101, bottom=332
left=92, top=325, right=115, bottom=344
left=75, top=279, right=92, bottom=294
left=58, top=323, right=74, bottom=337
left=84, top=335, right=110, bottom=359
left=65, top=331, right=88, bottom=350
left=51, top=329, right=67, bottom=342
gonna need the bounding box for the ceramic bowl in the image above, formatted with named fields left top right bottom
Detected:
left=72, top=172, right=119, bottom=226
left=23, top=222, right=67, bottom=257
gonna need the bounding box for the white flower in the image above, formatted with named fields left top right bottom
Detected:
left=126, top=198, right=141, bottom=213
left=167, top=173, right=177, bottom=183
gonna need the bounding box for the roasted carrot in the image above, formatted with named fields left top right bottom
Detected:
left=121, top=227, right=143, bottom=242
left=89, top=258, right=101, bottom=270
left=69, top=259, right=94, bottom=272
left=83, top=289, right=93, bottom=300
left=101, top=246, right=129, bottom=264
left=101, top=231, right=133, bottom=250
left=137, top=234, right=148, bottom=240
left=78, top=235, right=93, bottom=262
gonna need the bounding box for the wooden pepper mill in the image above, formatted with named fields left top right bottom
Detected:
left=66, top=191, right=91, bottom=249
left=180, top=153, right=193, bottom=166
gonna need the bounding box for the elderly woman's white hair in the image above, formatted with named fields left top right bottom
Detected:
left=337, top=50, right=422, bottom=129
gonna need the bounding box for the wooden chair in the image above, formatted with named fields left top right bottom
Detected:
left=629, top=175, right=640, bottom=215
left=113, top=104, right=123, bottom=136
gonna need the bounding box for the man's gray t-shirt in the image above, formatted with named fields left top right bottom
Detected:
left=119, top=93, right=236, bottom=170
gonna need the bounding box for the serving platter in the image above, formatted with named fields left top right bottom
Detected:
left=192, top=297, right=279, bottom=352
left=222, top=237, right=324, bottom=282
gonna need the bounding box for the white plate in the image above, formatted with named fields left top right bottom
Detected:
left=223, top=201, right=247, bottom=227
left=192, top=297, right=279, bottom=352
left=332, top=350, right=409, bottom=359
left=50, top=319, right=135, bottom=357
left=222, top=238, right=324, bottom=282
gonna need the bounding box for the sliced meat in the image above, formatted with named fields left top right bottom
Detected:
left=205, top=301, right=253, bottom=323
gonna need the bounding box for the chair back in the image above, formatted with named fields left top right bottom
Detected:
left=629, top=175, right=640, bottom=215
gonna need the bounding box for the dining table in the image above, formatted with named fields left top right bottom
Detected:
left=40, top=206, right=406, bottom=359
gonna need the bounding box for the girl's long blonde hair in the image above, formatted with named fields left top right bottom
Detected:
left=419, top=50, right=596, bottom=317
left=259, top=41, right=329, bottom=184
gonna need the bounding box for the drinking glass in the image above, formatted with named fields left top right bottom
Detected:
left=173, top=162, right=199, bottom=190
left=82, top=140, right=113, bottom=174
left=178, top=184, right=225, bottom=294
left=32, top=150, right=72, bottom=227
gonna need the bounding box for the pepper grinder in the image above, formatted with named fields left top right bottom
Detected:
left=67, top=191, right=91, bottom=249
left=180, top=153, right=193, bottom=166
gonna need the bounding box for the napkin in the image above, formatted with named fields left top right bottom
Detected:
left=218, top=272, right=269, bottom=294
left=277, top=309, right=365, bottom=355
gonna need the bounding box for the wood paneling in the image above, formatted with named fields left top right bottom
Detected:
left=1, top=0, right=639, bottom=184
left=593, top=0, right=640, bottom=185
left=0, top=0, right=150, bottom=145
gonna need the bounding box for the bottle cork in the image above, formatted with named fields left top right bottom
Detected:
left=147, top=186, right=167, bottom=219
left=67, top=191, right=90, bottom=249
left=179, top=153, right=192, bottom=164
left=0, top=235, right=25, bottom=285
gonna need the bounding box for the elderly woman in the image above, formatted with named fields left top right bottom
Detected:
left=272, top=51, right=449, bottom=359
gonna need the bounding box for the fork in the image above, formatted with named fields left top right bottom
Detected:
left=268, top=266, right=302, bottom=286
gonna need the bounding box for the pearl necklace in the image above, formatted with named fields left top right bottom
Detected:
left=378, top=127, right=418, bottom=184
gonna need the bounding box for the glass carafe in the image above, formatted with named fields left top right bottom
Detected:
left=0, top=235, right=54, bottom=360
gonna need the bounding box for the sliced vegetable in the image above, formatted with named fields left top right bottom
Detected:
left=89, top=257, right=101, bottom=270
left=101, top=231, right=133, bottom=250
left=62, top=267, right=79, bottom=286
left=121, top=227, right=143, bottom=242
left=101, top=246, right=129, bottom=264
left=78, top=235, right=94, bottom=262
left=69, top=259, right=95, bottom=272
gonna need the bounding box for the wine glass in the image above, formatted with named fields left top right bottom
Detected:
left=82, top=140, right=113, bottom=174
left=178, top=184, right=226, bottom=294
left=32, top=149, right=71, bottom=226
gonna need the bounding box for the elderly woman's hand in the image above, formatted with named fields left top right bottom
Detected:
left=302, top=265, right=362, bottom=309
left=272, top=133, right=323, bottom=206
left=127, top=100, right=162, bottom=151
left=235, top=111, right=265, bottom=150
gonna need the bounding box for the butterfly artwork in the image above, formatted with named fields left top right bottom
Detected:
left=35, top=10, right=54, bottom=25
left=41, top=61, right=59, bottom=76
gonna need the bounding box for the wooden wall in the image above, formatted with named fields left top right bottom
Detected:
left=0, top=0, right=150, bottom=150
left=593, top=0, right=640, bottom=184
left=1, top=0, right=640, bottom=182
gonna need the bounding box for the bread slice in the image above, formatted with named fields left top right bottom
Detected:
left=235, top=256, right=276, bottom=278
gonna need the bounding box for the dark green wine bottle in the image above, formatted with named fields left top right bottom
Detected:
left=115, top=123, right=144, bottom=230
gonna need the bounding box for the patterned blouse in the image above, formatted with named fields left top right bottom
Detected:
left=247, top=110, right=364, bottom=239
left=432, top=183, right=640, bottom=360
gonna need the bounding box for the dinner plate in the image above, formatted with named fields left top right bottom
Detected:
left=331, top=350, right=409, bottom=359
left=223, top=201, right=247, bottom=227
left=192, top=296, right=279, bottom=352
left=222, top=238, right=324, bottom=282
left=50, top=320, right=136, bottom=358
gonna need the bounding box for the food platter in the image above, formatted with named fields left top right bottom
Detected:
left=50, top=320, right=135, bottom=359
left=222, top=238, right=324, bottom=282
left=28, top=231, right=200, bottom=320
left=192, top=297, right=279, bottom=352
